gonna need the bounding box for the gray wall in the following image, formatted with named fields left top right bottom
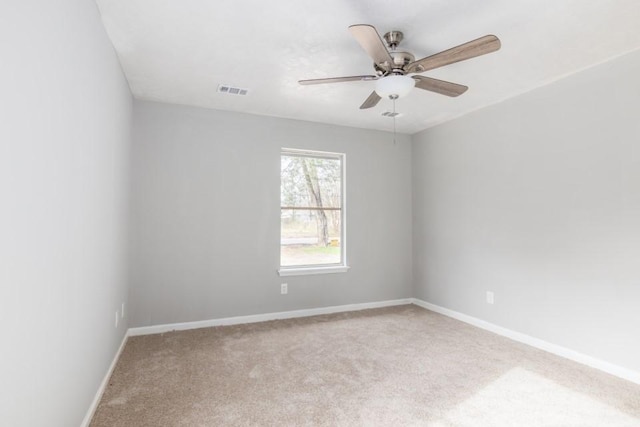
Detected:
left=129, top=101, right=413, bottom=327
left=412, top=49, right=640, bottom=373
left=0, top=1, right=132, bottom=426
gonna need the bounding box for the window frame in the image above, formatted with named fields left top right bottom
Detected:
left=278, top=148, right=349, bottom=276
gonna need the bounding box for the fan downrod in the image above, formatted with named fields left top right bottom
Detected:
left=372, top=31, right=414, bottom=76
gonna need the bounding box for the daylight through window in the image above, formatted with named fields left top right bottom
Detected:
left=280, top=149, right=345, bottom=270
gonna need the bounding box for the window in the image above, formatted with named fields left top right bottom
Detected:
left=279, top=149, right=348, bottom=275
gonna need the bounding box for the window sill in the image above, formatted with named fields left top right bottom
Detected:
left=278, top=265, right=350, bottom=277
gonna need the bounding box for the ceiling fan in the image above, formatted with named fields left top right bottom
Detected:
left=299, top=24, right=501, bottom=109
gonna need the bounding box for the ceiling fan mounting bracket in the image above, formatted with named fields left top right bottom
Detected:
left=383, top=31, right=404, bottom=49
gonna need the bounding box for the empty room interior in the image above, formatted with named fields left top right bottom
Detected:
left=3, top=0, right=640, bottom=426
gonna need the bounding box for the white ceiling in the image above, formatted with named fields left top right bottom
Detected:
left=96, top=0, right=640, bottom=134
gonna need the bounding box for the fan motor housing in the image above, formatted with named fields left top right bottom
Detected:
left=374, top=51, right=415, bottom=76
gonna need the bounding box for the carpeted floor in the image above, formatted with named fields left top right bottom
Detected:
left=90, top=305, right=640, bottom=426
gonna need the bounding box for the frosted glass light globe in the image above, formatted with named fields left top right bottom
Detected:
left=375, top=75, right=415, bottom=99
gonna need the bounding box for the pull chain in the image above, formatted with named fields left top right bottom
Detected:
left=392, top=96, right=397, bottom=145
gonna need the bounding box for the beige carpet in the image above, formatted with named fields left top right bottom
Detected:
left=90, top=305, right=640, bottom=426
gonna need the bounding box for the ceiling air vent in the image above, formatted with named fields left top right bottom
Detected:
left=217, top=84, right=249, bottom=96
left=381, top=111, right=401, bottom=118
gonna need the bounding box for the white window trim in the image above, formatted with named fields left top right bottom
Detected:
left=278, top=265, right=350, bottom=277
left=279, top=148, right=349, bottom=276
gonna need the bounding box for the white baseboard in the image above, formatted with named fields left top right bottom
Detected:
left=81, top=332, right=129, bottom=427
left=411, top=298, right=640, bottom=385
left=128, top=298, right=412, bottom=337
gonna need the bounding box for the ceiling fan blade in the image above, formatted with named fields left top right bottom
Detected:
left=298, top=75, right=378, bottom=85
left=359, top=91, right=381, bottom=109
left=348, top=24, right=394, bottom=68
left=406, top=35, right=501, bottom=74
left=412, top=75, right=468, bottom=97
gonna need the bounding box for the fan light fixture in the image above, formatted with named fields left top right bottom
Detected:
left=375, top=75, right=415, bottom=99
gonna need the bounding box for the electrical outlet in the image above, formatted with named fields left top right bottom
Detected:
left=115, top=311, right=119, bottom=327
left=121, top=302, right=125, bottom=319
left=281, top=283, right=288, bottom=295
left=486, top=291, right=494, bottom=305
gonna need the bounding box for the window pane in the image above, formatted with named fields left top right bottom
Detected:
left=280, top=150, right=344, bottom=269
left=280, top=208, right=341, bottom=266
left=281, top=155, right=341, bottom=208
